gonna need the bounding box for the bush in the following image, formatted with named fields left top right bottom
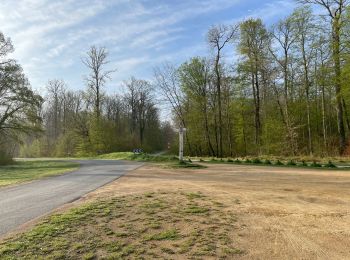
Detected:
left=264, top=159, right=272, bottom=165
left=311, top=161, right=322, bottom=167
left=252, top=158, right=262, bottom=164
left=234, top=159, right=241, bottom=164
left=245, top=159, right=252, bottom=163
left=227, top=158, right=233, bottom=163
left=211, top=158, right=217, bottom=162
left=275, top=160, right=284, bottom=166
left=324, top=161, right=336, bottom=168
left=300, top=160, right=308, bottom=167
left=287, top=160, right=296, bottom=166
left=199, top=158, right=204, bottom=162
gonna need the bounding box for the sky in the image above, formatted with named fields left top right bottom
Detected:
left=0, top=0, right=298, bottom=95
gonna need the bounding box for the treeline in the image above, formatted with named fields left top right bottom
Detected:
left=155, top=2, right=350, bottom=157
left=0, top=32, right=42, bottom=164
left=2, top=1, right=350, bottom=162
left=0, top=39, right=172, bottom=160
left=20, top=47, right=173, bottom=157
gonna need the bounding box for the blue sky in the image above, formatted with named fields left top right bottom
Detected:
left=0, top=0, right=298, bottom=95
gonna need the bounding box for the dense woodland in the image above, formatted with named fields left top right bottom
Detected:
left=1, top=44, right=172, bottom=160
left=1, top=1, right=350, bottom=162
left=156, top=1, right=350, bottom=157
left=19, top=46, right=173, bottom=157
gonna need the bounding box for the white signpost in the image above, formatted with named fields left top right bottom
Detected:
left=179, top=127, right=186, bottom=161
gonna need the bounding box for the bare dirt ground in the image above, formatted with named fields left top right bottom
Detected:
left=84, top=163, right=350, bottom=259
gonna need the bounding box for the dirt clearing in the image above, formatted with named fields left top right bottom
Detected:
left=86, top=164, right=350, bottom=259
left=1, top=163, right=350, bottom=259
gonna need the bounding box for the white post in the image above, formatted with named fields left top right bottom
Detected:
left=179, top=127, right=184, bottom=161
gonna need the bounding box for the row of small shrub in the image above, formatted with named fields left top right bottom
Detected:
left=200, top=157, right=337, bottom=168
left=130, top=153, right=178, bottom=162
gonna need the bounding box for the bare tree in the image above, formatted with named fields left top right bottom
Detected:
left=292, top=6, right=317, bottom=155
left=207, top=24, right=238, bottom=157
left=239, top=19, right=270, bottom=150
left=124, top=77, right=154, bottom=146
left=82, top=46, right=114, bottom=118
left=270, top=16, right=299, bottom=154
left=154, top=63, right=193, bottom=154
left=45, top=79, right=66, bottom=141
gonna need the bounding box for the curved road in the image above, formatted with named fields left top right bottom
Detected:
left=0, top=160, right=142, bottom=236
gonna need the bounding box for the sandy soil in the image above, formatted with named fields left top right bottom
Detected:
left=84, top=163, right=350, bottom=259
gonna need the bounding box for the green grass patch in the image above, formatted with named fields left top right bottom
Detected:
left=184, top=205, right=210, bottom=214
left=97, top=152, right=134, bottom=160
left=0, top=192, right=242, bottom=259
left=99, top=152, right=208, bottom=169
left=144, top=229, right=180, bottom=241
left=0, top=160, right=79, bottom=187
left=186, top=192, right=204, bottom=200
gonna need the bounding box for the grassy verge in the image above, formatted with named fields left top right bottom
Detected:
left=0, top=160, right=79, bottom=187
left=98, top=152, right=205, bottom=169
left=196, top=157, right=344, bottom=169
left=98, top=152, right=177, bottom=162
left=0, top=191, right=243, bottom=259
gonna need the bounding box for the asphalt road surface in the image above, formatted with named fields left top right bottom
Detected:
left=0, top=160, right=142, bottom=237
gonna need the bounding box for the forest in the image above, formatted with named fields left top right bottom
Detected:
left=1, top=0, right=350, bottom=163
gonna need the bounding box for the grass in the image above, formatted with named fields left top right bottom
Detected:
left=0, top=191, right=243, bottom=259
left=169, top=161, right=206, bottom=169
left=98, top=152, right=178, bottom=163
left=98, top=152, right=206, bottom=169
left=194, top=156, right=345, bottom=169
left=0, top=160, right=79, bottom=187
left=97, top=152, right=134, bottom=160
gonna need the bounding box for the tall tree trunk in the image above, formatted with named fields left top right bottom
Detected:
left=321, top=83, right=327, bottom=151
left=333, top=15, right=346, bottom=154
left=301, top=33, right=313, bottom=155
left=342, top=98, right=350, bottom=132
left=252, top=69, right=261, bottom=149
left=215, top=55, right=223, bottom=158
left=204, top=105, right=215, bottom=156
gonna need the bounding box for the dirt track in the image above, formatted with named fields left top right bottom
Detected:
left=86, top=163, right=350, bottom=259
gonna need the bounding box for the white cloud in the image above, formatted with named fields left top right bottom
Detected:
left=0, top=0, right=247, bottom=90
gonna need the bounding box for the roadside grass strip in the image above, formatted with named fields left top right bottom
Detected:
left=0, top=191, right=243, bottom=259
left=0, top=161, right=79, bottom=187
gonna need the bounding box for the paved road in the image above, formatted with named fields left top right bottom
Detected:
left=0, top=160, right=142, bottom=236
